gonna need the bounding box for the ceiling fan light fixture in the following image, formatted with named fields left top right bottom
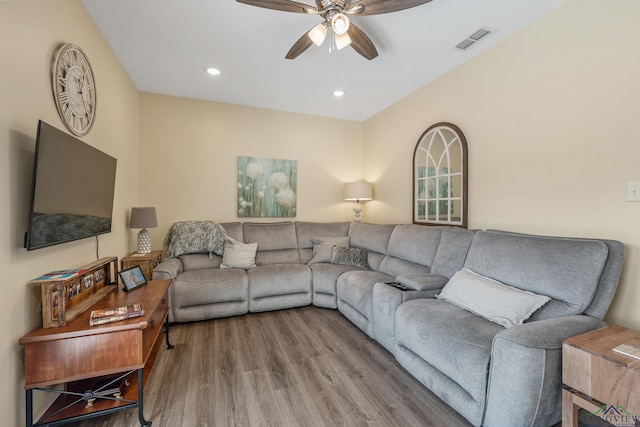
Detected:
left=331, top=13, right=350, bottom=35
left=335, top=32, right=352, bottom=50
left=308, top=22, right=328, bottom=46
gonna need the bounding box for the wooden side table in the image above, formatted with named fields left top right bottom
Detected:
left=563, top=325, right=640, bottom=426
left=19, top=279, right=173, bottom=426
left=121, top=250, right=163, bottom=282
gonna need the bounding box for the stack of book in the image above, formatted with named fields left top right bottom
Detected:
left=89, top=303, right=145, bottom=326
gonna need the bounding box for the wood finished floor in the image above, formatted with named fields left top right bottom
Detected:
left=73, top=306, right=473, bottom=427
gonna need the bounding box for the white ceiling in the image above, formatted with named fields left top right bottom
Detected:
left=82, top=0, right=566, bottom=122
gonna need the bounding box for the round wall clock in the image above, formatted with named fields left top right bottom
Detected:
left=51, top=43, right=97, bottom=137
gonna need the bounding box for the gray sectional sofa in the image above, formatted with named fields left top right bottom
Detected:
left=153, top=221, right=624, bottom=427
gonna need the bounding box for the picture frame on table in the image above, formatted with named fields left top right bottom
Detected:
left=119, top=266, right=147, bottom=292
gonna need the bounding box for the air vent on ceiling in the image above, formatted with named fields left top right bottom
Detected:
left=455, top=26, right=496, bottom=51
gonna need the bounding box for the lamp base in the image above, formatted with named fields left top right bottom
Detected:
left=137, top=228, right=152, bottom=254
left=352, top=207, right=363, bottom=222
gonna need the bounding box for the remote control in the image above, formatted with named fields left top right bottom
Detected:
left=384, top=281, right=410, bottom=291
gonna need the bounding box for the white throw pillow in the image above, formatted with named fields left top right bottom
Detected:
left=436, top=268, right=551, bottom=328
left=220, top=237, right=258, bottom=269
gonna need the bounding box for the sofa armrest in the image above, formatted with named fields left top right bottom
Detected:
left=152, top=258, right=183, bottom=281
left=396, top=273, right=448, bottom=291
left=483, top=315, right=606, bottom=427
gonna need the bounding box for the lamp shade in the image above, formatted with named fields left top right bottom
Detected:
left=344, top=181, right=373, bottom=202
left=308, top=23, right=328, bottom=46
left=129, top=207, right=158, bottom=229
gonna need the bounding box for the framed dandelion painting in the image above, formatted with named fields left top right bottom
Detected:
left=237, top=156, right=297, bottom=217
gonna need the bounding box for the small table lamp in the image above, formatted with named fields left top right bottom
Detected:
left=344, top=181, right=373, bottom=222
left=129, top=207, right=158, bottom=254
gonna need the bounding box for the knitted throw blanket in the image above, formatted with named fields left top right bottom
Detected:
left=165, top=221, right=227, bottom=258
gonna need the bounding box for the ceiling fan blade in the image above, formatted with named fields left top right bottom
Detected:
left=349, top=0, right=432, bottom=16
left=285, top=31, right=314, bottom=59
left=236, top=0, right=316, bottom=14
left=347, top=23, right=378, bottom=60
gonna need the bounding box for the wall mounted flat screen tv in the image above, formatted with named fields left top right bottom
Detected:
left=25, top=121, right=117, bottom=251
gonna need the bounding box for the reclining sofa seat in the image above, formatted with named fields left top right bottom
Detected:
left=243, top=221, right=312, bottom=312
left=394, top=230, right=625, bottom=427
left=153, top=222, right=247, bottom=322
left=294, top=221, right=352, bottom=309
left=336, top=223, right=475, bottom=344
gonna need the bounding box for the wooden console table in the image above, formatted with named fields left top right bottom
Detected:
left=19, top=279, right=173, bottom=427
left=562, top=325, right=640, bottom=426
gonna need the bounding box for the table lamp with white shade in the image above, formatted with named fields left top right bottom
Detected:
left=344, top=181, right=373, bottom=222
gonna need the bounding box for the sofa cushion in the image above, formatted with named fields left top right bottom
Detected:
left=170, top=267, right=249, bottom=322
left=437, top=268, right=551, bottom=328
left=395, top=299, right=503, bottom=413
left=308, top=236, right=350, bottom=264
left=221, top=222, right=243, bottom=242
left=464, top=231, right=609, bottom=319
left=243, top=222, right=301, bottom=265
left=243, top=221, right=297, bottom=251
left=180, top=253, right=222, bottom=271
left=310, top=263, right=357, bottom=309
left=295, top=221, right=350, bottom=247
left=348, top=222, right=396, bottom=270
left=221, top=237, right=258, bottom=269
left=430, top=228, right=476, bottom=278
left=247, top=264, right=312, bottom=312
left=331, top=246, right=369, bottom=269
left=386, top=224, right=446, bottom=266
left=348, top=222, right=395, bottom=254
left=337, top=270, right=394, bottom=336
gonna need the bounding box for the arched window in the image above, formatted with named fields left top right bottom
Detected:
left=413, top=122, right=468, bottom=227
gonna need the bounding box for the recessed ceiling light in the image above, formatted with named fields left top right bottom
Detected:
left=206, top=67, right=221, bottom=76
left=333, top=90, right=344, bottom=97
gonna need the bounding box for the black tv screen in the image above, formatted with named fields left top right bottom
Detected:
left=25, top=121, right=117, bottom=250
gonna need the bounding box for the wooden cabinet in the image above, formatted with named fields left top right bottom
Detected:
left=562, top=325, right=640, bottom=426
left=19, top=280, right=172, bottom=426
left=121, top=250, right=163, bottom=282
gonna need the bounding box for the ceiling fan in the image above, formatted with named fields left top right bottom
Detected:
left=236, top=0, right=433, bottom=60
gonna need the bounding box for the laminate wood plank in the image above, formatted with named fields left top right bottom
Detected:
left=71, top=306, right=472, bottom=426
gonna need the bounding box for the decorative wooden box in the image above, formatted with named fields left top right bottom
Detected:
left=36, top=257, right=119, bottom=328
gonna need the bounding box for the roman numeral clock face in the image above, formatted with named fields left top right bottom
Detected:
left=52, top=43, right=96, bottom=136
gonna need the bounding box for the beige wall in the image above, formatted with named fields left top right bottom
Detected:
left=0, top=1, right=139, bottom=425
left=139, top=93, right=364, bottom=245
left=3, top=0, right=640, bottom=425
left=363, top=0, right=640, bottom=328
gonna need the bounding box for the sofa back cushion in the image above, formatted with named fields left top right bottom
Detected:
left=221, top=222, right=243, bottom=242
left=295, top=221, right=350, bottom=264
left=243, top=222, right=300, bottom=265
left=378, top=224, right=447, bottom=277
left=463, top=230, right=609, bottom=320
left=348, top=222, right=396, bottom=270
left=180, top=253, right=222, bottom=271
left=431, top=228, right=477, bottom=278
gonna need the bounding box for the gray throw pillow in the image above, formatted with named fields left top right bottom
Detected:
left=331, top=245, right=369, bottom=269
left=308, top=236, right=350, bottom=264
